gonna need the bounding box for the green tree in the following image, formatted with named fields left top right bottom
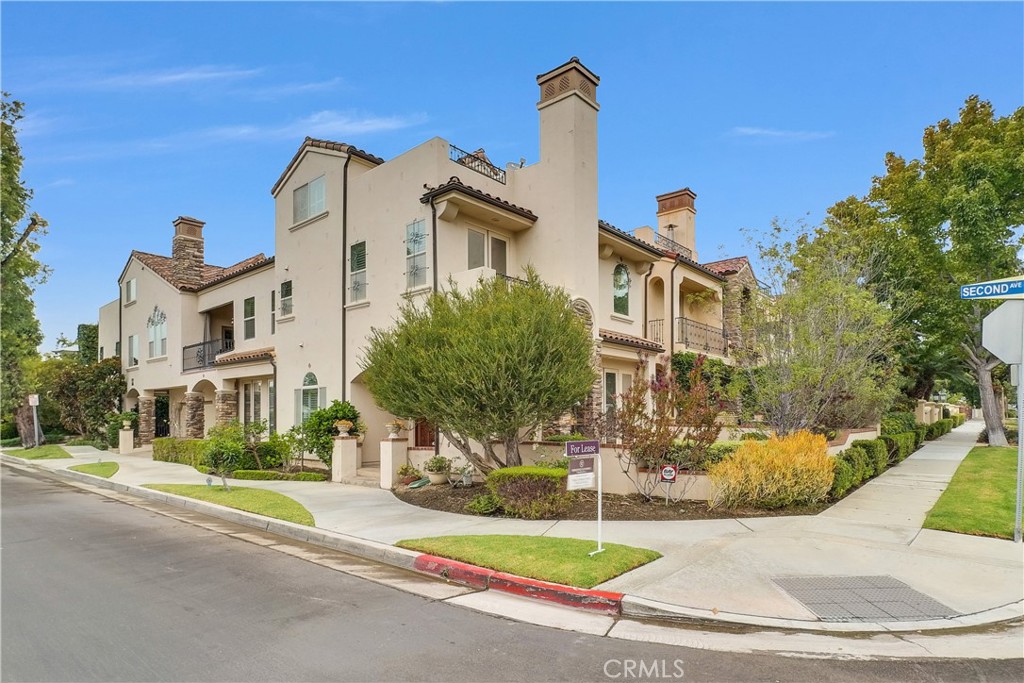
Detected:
left=827, top=97, right=1024, bottom=445
left=1, top=93, right=49, bottom=427
left=47, top=357, right=126, bottom=438
left=361, top=269, right=595, bottom=473
left=76, top=324, right=99, bottom=364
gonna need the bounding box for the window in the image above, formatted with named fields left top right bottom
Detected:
left=268, top=379, right=276, bottom=433
left=296, top=372, right=325, bottom=426
left=468, top=229, right=507, bottom=275
left=115, top=341, right=121, bottom=358
left=242, top=381, right=262, bottom=426
left=350, top=241, right=367, bottom=302
left=127, top=335, right=139, bottom=367
left=280, top=281, right=293, bottom=316
left=406, top=219, right=427, bottom=289
left=613, top=263, right=631, bottom=316
left=124, top=278, right=137, bottom=304
left=147, top=307, right=167, bottom=358
left=270, top=291, right=276, bottom=334
left=293, top=175, right=326, bottom=223
left=604, top=371, right=617, bottom=415
left=243, top=297, right=256, bottom=339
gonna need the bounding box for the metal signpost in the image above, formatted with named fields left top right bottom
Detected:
left=965, top=276, right=1024, bottom=543
left=659, top=464, right=677, bottom=506
left=566, top=439, right=604, bottom=555
left=28, top=394, right=40, bottom=448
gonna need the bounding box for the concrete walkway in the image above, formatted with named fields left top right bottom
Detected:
left=4, top=419, right=1021, bottom=640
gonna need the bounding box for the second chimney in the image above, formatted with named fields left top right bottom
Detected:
left=172, top=216, right=205, bottom=289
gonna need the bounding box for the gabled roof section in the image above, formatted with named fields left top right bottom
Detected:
left=271, top=137, right=385, bottom=196
left=421, top=176, right=538, bottom=222
left=598, top=220, right=664, bottom=259
left=214, top=346, right=275, bottom=366
left=702, top=256, right=752, bottom=276
left=128, top=250, right=272, bottom=292
left=599, top=328, right=663, bottom=353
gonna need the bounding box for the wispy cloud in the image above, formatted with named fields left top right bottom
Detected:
left=42, top=178, right=76, bottom=189
left=234, top=77, right=346, bottom=101
left=25, top=64, right=261, bottom=91
left=15, top=112, right=67, bottom=138
left=729, top=126, right=835, bottom=142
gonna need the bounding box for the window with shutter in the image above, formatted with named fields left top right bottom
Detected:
left=406, top=219, right=427, bottom=289
left=243, top=297, right=256, bottom=339
left=350, top=241, right=367, bottom=302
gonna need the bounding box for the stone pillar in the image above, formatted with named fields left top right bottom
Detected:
left=118, top=428, right=134, bottom=454
left=331, top=436, right=359, bottom=483
left=214, top=390, right=238, bottom=426
left=138, top=396, right=156, bottom=445
left=184, top=392, right=205, bottom=439
left=379, top=438, right=408, bottom=490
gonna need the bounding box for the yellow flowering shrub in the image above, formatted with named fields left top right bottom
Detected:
left=707, top=431, right=834, bottom=509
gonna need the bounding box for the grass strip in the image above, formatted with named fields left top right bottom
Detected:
left=924, top=446, right=1016, bottom=539
left=69, top=462, right=119, bottom=478
left=397, top=534, right=660, bottom=589
left=3, top=445, right=73, bottom=460
left=144, top=484, right=315, bottom=526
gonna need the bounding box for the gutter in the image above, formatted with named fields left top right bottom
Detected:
left=341, top=154, right=351, bottom=400
left=429, top=196, right=439, bottom=292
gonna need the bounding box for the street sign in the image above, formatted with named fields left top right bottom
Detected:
left=660, top=464, right=678, bottom=483
left=567, top=455, right=595, bottom=491
left=27, top=394, right=39, bottom=406
left=961, top=276, right=1024, bottom=300
left=983, top=300, right=1024, bottom=364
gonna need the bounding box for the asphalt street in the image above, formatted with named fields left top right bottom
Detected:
left=2, top=464, right=1021, bottom=683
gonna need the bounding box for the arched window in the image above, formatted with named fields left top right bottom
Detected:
left=613, top=264, right=630, bottom=316
left=298, top=372, right=323, bottom=424
left=303, top=372, right=318, bottom=386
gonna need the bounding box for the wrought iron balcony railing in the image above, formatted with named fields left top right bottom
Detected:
left=449, top=144, right=506, bottom=184
left=653, top=233, right=693, bottom=260
left=674, top=317, right=728, bottom=356
left=648, top=318, right=664, bottom=344
left=182, top=338, right=234, bottom=371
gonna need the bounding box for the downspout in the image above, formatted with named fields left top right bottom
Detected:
left=118, top=284, right=123, bottom=410
left=429, top=196, right=440, bottom=454
left=669, top=258, right=681, bottom=351
left=341, top=154, right=352, bottom=400
left=269, top=355, right=277, bottom=435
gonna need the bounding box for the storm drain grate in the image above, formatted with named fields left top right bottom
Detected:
left=772, top=575, right=960, bottom=622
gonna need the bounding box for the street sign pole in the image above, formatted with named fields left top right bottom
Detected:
left=1016, top=311, right=1023, bottom=543
left=589, top=452, right=604, bottom=557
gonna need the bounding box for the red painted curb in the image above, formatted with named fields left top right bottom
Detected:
left=412, top=554, right=623, bottom=615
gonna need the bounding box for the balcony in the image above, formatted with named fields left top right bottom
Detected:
left=183, top=338, right=235, bottom=371
left=653, top=233, right=693, bottom=260
left=648, top=319, right=665, bottom=344
left=675, top=317, right=727, bottom=356
left=450, top=144, right=506, bottom=184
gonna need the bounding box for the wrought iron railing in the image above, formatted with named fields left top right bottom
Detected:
left=648, top=318, right=664, bottom=344
left=498, top=273, right=529, bottom=286
left=182, top=338, right=234, bottom=371
left=675, top=317, right=728, bottom=356
left=653, top=233, right=693, bottom=260
left=449, top=144, right=506, bottom=184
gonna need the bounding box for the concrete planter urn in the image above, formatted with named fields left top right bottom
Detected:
left=385, top=421, right=404, bottom=438
left=122, top=420, right=132, bottom=430
left=426, top=471, right=449, bottom=485
left=334, top=420, right=353, bottom=436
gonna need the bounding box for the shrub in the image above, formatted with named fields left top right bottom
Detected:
left=153, top=437, right=208, bottom=468
left=232, top=469, right=288, bottom=480
left=978, top=424, right=1018, bottom=444
left=703, top=441, right=742, bottom=469
left=302, top=400, right=361, bottom=468
left=880, top=432, right=916, bottom=463
left=64, top=437, right=108, bottom=450
left=707, top=431, right=834, bottom=509
left=105, top=411, right=138, bottom=448
left=1, top=421, right=17, bottom=439
left=397, top=463, right=422, bottom=479
left=0, top=437, right=21, bottom=447
left=255, top=433, right=289, bottom=469
left=423, top=455, right=452, bottom=473
left=913, top=425, right=927, bottom=448
left=486, top=466, right=574, bottom=519
left=740, top=431, right=770, bottom=441
left=831, top=458, right=856, bottom=498
left=881, top=412, right=917, bottom=436
left=465, top=492, right=502, bottom=515
left=542, top=432, right=584, bottom=443
left=291, top=472, right=327, bottom=482
left=531, top=457, right=570, bottom=470
left=852, top=439, right=888, bottom=477
left=840, top=445, right=870, bottom=485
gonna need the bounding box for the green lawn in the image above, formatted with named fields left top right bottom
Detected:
left=924, top=446, right=1017, bottom=539
left=144, top=484, right=315, bottom=526
left=69, top=462, right=119, bottom=478
left=4, top=445, right=73, bottom=460
left=396, top=535, right=661, bottom=589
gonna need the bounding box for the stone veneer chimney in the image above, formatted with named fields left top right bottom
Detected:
left=655, top=188, right=697, bottom=260
left=172, top=216, right=205, bottom=289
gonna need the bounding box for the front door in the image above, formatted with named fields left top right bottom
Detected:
left=155, top=394, right=170, bottom=438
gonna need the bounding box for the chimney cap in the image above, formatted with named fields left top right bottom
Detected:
left=173, top=215, right=206, bottom=227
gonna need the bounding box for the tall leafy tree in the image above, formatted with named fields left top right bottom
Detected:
left=827, top=97, right=1023, bottom=445
left=361, top=268, right=595, bottom=473
left=1, top=93, right=49, bottom=427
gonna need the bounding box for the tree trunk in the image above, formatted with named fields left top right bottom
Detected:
left=504, top=434, right=522, bottom=468
left=14, top=404, right=43, bottom=448
left=976, top=361, right=1008, bottom=447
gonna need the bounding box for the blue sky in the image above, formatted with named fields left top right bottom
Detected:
left=3, top=1, right=1022, bottom=351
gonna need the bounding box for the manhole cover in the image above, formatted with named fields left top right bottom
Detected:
left=772, top=575, right=959, bottom=622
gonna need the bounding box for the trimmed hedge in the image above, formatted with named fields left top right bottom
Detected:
left=852, top=439, right=888, bottom=477
left=231, top=469, right=327, bottom=482
left=925, top=419, right=954, bottom=440
left=830, top=458, right=856, bottom=498
left=880, top=432, right=916, bottom=463
left=881, top=412, right=917, bottom=436
left=486, top=466, right=573, bottom=520
left=153, top=437, right=208, bottom=468
left=913, top=425, right=927, bottom=448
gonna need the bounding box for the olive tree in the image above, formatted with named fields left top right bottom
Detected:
left=361, top=268, right=595, bottom=473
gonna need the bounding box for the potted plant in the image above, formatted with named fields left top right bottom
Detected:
left=385, top=419, right=405, bottom=439
left=334, top=419, right=354, bottom=436
left=355, top=419, right=368, bottom=445
left=450, top=463, right=475, bottom=487
left=423, top=455, right=452, bottom=484
left=396, top=463, right=422, bottom=485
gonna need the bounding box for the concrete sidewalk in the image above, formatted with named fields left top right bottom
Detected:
left=4, top=419, right=1021, bottom=640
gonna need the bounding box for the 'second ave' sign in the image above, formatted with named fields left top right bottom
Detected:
left=960, top=277, right=1024, bottom=300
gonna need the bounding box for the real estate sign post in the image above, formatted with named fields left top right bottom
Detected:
left=966, top=277, right=1024, bottom=543
left=566, top=439, right=604, bottom=555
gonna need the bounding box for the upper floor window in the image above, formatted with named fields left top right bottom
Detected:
left=127, top=335, right=139, bottom=367
left=243, top=297, right=256, bottom=339
left=280, top=280, right=293, bottom=316
left=406, top=219, right=427, bottom=289
left=468, top=229, right=507, bottom=276
left=124, top=278, right=137, bottom=304
left=350, top=241, right=367, bottom=302
left=293, top=175, right=326, bottom=223
left=613, top=263, right=630, bottom=316
left=147, top=307, right=167, bottom=357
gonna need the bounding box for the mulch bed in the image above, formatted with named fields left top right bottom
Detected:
left=392, top=484, right=828, bottom=522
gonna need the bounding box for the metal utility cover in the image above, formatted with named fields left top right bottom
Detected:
left=772, top=575, right=959, bottom=622
left=983, top=300, right=1024, bottom=364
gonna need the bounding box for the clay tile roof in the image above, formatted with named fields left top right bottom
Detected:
left=213, top=346, right=275, bottom=366
left=130, top=250, right=271, bottom=291
left=702, top=256, right=751, bottom=276
left=271, top=137, right=384, bottom=196
left=201, top=254, right=274, bottom=289
left=597, top=220, right=664, bottom=258
left=420, top=176, right=538, bottom=221
left=599, top=328, right=664, bottom=353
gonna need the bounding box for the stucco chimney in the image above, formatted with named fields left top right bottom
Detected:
left=172, top=216, right=205, bottom=289
left=656, top=188, right=697, bottom=259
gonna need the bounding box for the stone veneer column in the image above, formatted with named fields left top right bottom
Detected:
left=138, top=396, right=156, bottom=445
left=214, top=390, right=238, bottom=426
left=184, top=392, right=205, bottom=439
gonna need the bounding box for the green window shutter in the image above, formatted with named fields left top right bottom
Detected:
left=351, top=242, right=366, bottom=271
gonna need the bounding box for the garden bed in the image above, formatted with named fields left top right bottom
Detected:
left=393, top=484, right=828, bottom=521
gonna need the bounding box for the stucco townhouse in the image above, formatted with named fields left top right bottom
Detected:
left=97, top=57, right=755, bottom=468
